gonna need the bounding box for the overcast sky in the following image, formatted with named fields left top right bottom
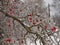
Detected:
left=44, top=0, right=56, bottom=17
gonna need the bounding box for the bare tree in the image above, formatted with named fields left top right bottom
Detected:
left=0, top=0, right=60, bottom=45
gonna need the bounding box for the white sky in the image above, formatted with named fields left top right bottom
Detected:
left=44, top=0, right=56, bottom=17
left=44, top=0, right=53, bottom=4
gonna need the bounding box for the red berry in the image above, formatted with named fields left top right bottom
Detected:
left=51, top=27, right=56, bottom=31
left=36, top=19, right=39, bottom=22
left=14, top=40, right=16, bottom=43
left=30, top=20, right=32, bottom=22
left=8, top=24, right=11, bottom=27
left=6, top=38, right=11, bottom=43
left=33, top=20, right=36, bottom=25
left=29, top=14, right=32, bottom=16
left=20, top=10, right=22, bottom=12
left=10, top=12, right=13, bottom=14
left=33, top=22, right=35, bottom=25
left=21, top=40, right=24, bottom=43
left=45, top=26, right=48, bottom=30
left=29, top=18, right=32, bottom=20
left=9, top=8, right=12, bottom=11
